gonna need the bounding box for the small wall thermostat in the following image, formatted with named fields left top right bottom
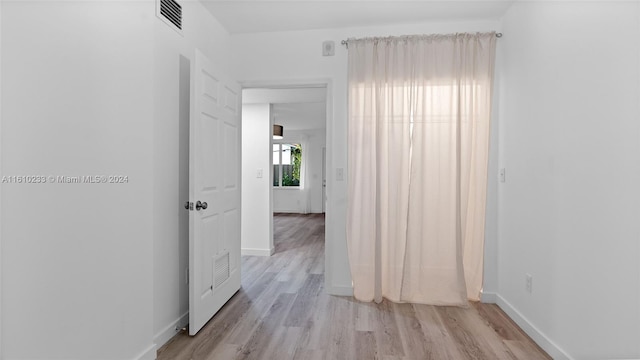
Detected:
left=322, top=41, right=335, bottom=56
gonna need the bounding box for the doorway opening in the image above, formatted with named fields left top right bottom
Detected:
left=240, top=84, right=328, bottom=290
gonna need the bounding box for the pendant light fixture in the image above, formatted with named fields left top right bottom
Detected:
left=273, top=124, right=283, bottom=139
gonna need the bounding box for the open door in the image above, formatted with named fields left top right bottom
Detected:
left=188, top=49, right=241, bottom=335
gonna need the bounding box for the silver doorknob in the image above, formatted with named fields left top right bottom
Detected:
left=196, top=201, right=208, bottom=211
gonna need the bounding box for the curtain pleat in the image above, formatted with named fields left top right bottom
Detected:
left=346, top=33, right=496, bottom=305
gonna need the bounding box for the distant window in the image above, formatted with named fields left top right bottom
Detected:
left=273, top=143, right=301, bottom=187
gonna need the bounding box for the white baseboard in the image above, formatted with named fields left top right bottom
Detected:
left=242, top=247, right=275, bottom=256
left=273, top=210, right=324, bottom=214
left=154, top=312, right=189, bottom=351
left=273, top=209, right=301, bottom=214
left=481, top=291, right=497, bottom=303
left=326, top=284, right=354, bottom=297
left=133, top=344, right=157, bottom=360
left=496, top=294, right=573, bottom=360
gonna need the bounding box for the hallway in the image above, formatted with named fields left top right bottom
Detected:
left=157, top=213, right=550, bottom=359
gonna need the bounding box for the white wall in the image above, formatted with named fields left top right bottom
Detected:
left=273, top=129, right=326, bottom=214
left=152, top=0, right=236, bottom=351
left=498, top=2, right=640, bottom=359
left=0, top=1, right=235, bottom=358
left=241, top=104, right=274, bottom=256
left=0, top=2, right=4, bottom=358
left=1, top=2, right=155, bottom=359
left=232, top=19, right=502, bottom=295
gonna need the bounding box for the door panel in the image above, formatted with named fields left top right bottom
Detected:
left=223, top=123, right=238, bottom=188
left=189, top=49, right=241, bottom=335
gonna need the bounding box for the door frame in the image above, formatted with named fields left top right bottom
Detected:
left=240, top=78, right=334, bottom=294
left=322, top=146, right=326, bottom=214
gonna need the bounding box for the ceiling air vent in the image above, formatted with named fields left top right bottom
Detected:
left=157, top=0, right=183, bottom=35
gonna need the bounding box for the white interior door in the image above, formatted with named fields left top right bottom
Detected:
left=188, top=49, right=241, bottom=336
left=322, top=147, right=326, bottom=213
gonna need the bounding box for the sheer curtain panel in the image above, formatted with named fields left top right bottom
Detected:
left=346, top=33, right=497, bottom=305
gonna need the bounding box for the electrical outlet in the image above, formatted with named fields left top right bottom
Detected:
left=336, top=168, right=344, bottom=181
left=256, top=169, right=263, bottom=178
left=525, top=273, right=533, bottom=293
left=499, top=168, right=506, bottom=183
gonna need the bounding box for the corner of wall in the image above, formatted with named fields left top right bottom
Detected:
left=153, top=1, right=234, bottom=354
left=325, top=285, right=354, bottom=297
left=241, top=247, right=275, bottom=257
left=153, top=312, right=188, bottom=352
left=133, top=344, right=158, bottom=360
left=496, top=294, right=573, bottom=360
left=480, top=291, right=497, bottom=304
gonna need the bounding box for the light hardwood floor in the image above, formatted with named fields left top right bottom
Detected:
left=158, top=213, right=551, bottom=360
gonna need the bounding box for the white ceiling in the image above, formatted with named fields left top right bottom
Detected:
left=243, top=88, right=326, bottom=131
left=243, top=87, right=326, bottom=104
left=198, top=0, right=514, bottom=34
left=272, top=102, right=326, bottom=131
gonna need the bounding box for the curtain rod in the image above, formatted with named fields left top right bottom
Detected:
left=340, top=32, right=503, bottom=47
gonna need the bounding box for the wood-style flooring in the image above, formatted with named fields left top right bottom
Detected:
left=157, top=213, right=551, bottom=360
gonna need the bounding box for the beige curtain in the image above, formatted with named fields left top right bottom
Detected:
left=346, top=33, right=496, bottom=305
